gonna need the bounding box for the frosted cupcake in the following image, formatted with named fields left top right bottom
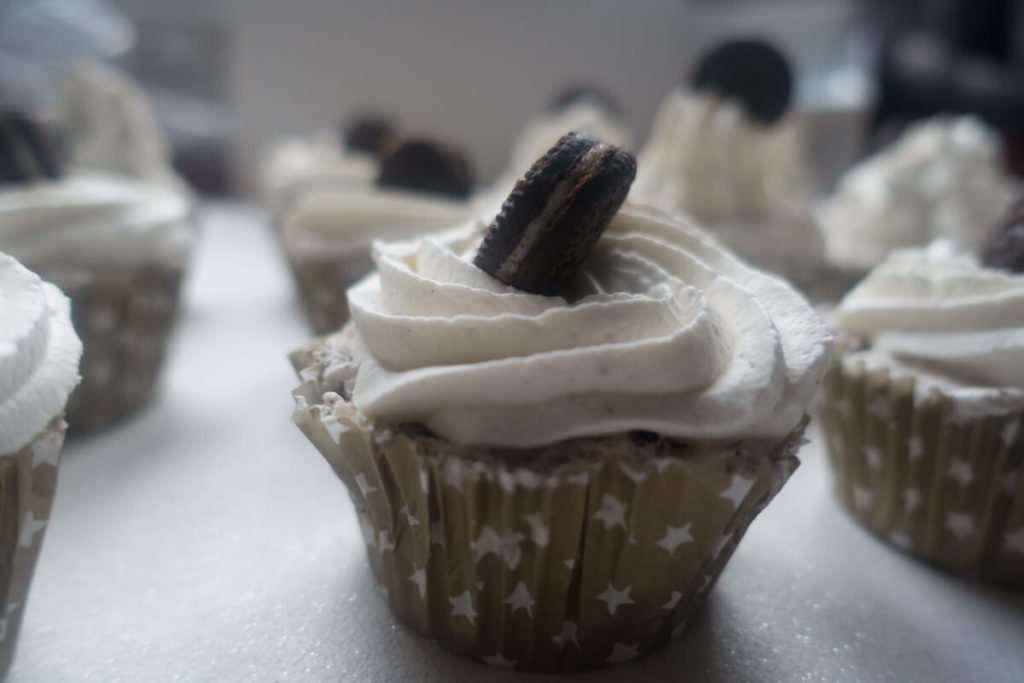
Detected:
left=630, top=39, right=841, bottom=301
left=0, top=252, right=82, bottom=676
left=0, top=106, right=194, bottom=430
left=283, top=137, right=474, bottom=334
left=821, top=116, right=1016, bottom=274
left=821, top=221, right=1024, bottom=584
left=291, top=133, right=832, bottom=670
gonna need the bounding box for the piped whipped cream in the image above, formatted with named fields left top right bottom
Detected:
left=0, top=253, right=81, bottom=453
left=631, top=89, right=824, bottom=265
left=833, top=242, right=1024, bottom=411
left=822, top=116, right=1015, bottom=270
left=283, top=186, right=473, bottom=259
left=0, top=172, right=193, bottom=270
left=329, top=204, right=832, bottom=448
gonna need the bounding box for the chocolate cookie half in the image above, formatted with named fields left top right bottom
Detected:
left=0, top=107, right=62, bottom=184
left=474, top=131, right=636, bottom=296
left=690, top=38, right=793, bottom=126
left=342, top=114, right=397, bottom=159
left=377, top=138, right=474, bottom=199
left=980, top=195, right=1024, bottom=273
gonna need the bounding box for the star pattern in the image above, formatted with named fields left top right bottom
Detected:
left=597, top=582, right=635, bottom=615
left=409, top=568, right=426, bottom=598
left=30, top=433, right=61, bottom=468
left=441, top=460, right=465, bottom=492
left=864, top=447, right=882, bottom=470
left=18, top=511, right=47, bottom=549
left=522, top=514, right=549, bottom=546
left=1002, top=420, right=1020, bottom=446
left=564, top=559, right=576, bottom=571
left=619, top=462, right=648, bottom=483
left=449, top=590, right=477, bottom=624
left=605, top=642, right=640, bottom=664
left=663, top=591, right=682, bottom=610
left=378, top=530, right=394, bottom=552
left=399, top=506, right=420, bottom=527
left=592, top=494, right=628, bottom=530
left=903, top=488, right=922, bottom=512
left=481, top=653, right=517, bottom=668
left=656, top=524, right=694, bottom=556
left=419, top=469, right=429, bottom=493
left=1005, top=528, right=1024, bottom=556
left=504, top=581, right=535, bottom=617
left=719, top=475, right=754, bottom=510
left=945, top=512, right=974, bottom=540
left=908, top=436, right=925, bottom=460
left=889, top=531, right=911, bottom=549
left=472, top=526, right=524, bottom=569
left=867, top=396, right=890, bottom=420
left=359, top=514, right=376, bottom=548
left=354, top=473, right=377, bottom=497
left=946, top=459, right=974, bottom=486
left=552, top=620, right=579, bottom=647
left=852, top=485, right=874, bottom=512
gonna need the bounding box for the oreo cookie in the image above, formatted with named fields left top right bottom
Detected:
left=690, top=38, right=793, bottom=126
left=474, top=132, right=636, bottom=296
left=0, top=107, right=62, bottom=184
left=979, top=195, right=1024, bottom=273
left=342, top=114, right=397, bottom=158
left=548, top=85, right=622, bottom=118
left=376, top=138, right=474, bottom=198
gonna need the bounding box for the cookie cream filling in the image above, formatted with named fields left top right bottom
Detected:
left=822, top=116, right=1016, bottom=270
left=832, top=242, right=1024, bottom=411
left=0, top=172, right=193, bottom=270
left=283, top=186, right=473, bottom=259
left=0, top=253, right=82, bottom=453
left=337, top=204, right=832, bottom=447
left=630, top=88, right=824, bottom=265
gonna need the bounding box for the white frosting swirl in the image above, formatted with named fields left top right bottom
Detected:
left=0, top=252, right=81, bottom=453
left=283, top=186, right=473, bottom=259
left=0, top=173, right=193, bottom=271
left=833, top=242, right=1024, bottom=389
left=822, top=116, right=1016, bottom=269
left=631, top=89, right=824, bottom=265
left=341, top=204, right=832, bottom=447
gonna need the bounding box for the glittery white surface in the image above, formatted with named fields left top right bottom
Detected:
left=9, top=203, right=1024, bottom=682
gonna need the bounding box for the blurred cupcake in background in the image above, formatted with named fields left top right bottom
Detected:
left=821, top=116, right=1016, bottom=276
left=0, top=251, right=81, bottom=675
left=260, top=112, right=398, bottom=221
left=0, top=63, right=194, bottom=431
left=282, top=135, right=475, bottom=334
left=820, top=197, right=1024, bottom=586
left=630, top=38, right=848, bottom=303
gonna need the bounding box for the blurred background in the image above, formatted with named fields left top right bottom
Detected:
left=1, top=0, right=1020, bottom=196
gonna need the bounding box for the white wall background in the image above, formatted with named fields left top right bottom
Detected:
left=228, top=0, right=860, bottom=194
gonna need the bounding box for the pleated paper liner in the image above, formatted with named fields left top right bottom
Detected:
left=61, top=266, right=185, bottom=432
left=821, top=352, right=1024, bottom=586
left=291, top=349, right=805, bottom=671
left=285, top=251, right=373, bottom=335
left=0, top=417, right=66, bottom=677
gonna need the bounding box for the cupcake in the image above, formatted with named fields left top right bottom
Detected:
left=0, top=104, right=194, bottom=431
left=260, top=113, right=397, bottom=220
left=290, top=133, right=833, bottom=670
left=821, top=116, right=1016, bottom=275
left=820, top=212, right=1024, bottom=584
left=282, top=137, right=475, bottom=334
left=0, top=252, right=82, bottom=676
left=630, top=39, right=846, bottom=302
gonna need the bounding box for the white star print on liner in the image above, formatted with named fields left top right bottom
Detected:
left=30, top=433, right=61, bottom=468
left=504, top=581, right=535, bottom=617
left=710, top=532, right=732, bottom=560
left=663, top=591, right=682, bottom=610
left=1005, top=528, right=1024, bottom=555
left=354, top=473, right=377, bottom=497
left=903, top=488, right=923, bottom=512
left=564, top=559, right=576, bottom=571
left=719, top=475, right=754, bottom=510
left=867, top=396, right=889, bottom=420
left=597, top=582, right=635, bottom=615
left=0, top=603, right=21, bottom=641
left=449, top=590, right=477, bottom=624
left=378, top=530, right=394, bottom=552
left=399, top=506, right=420, bottom=527
left=852, top=485, right=874, bottom=512
left=481, top=653, right=517, bottom=668
left=605, top=643, right=640, bottom=664
left=472, top=526, right=524, bottom=569
left=552, top=621, right=579, bottom=647
left=18, top=511, right=47, bottom=549
left=946, top=459, right=974, bottom=486
left=618, top=462, right=647, bottom=483
left=358, top=514, right=376, bottom=548
left=522, top=513, right=550, bottom=546
left=1003, top=420, right=1020, bottom=446
left=864, top=447, right=882, bottom=470
left=592, top=494, right=627, bottom=530
left=889, top=531, right=912, bottom=549
left=945, top=512, right=974, bottom=539
left=322, top=414, right=344, bottom=444
left=441, top=459, right=465, bottom=492
left=656, top=524, right=694, bottom=556
left=908, top=436, right=925, bottom=460
left=409, top=568, right=426, bottom=598
left=419, top=469, right=429, bottom=493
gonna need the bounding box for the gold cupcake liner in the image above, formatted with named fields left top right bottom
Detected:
left=0, top=417, right=66, bottom=677
left=285, top=251, right=373, bottom=335
left=291, top=349, right=805, bottom=671
left=60, top=266, right=185, bottom=432
left=821, top=354, right=1024, bottom=586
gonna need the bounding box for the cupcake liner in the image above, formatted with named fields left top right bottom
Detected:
left=821, top=353, right=1024, bottom=586
left=291, top=354, right=805, bottom=671
left=61, top=266, right=185, bottom=431
left=285, top=252, right=373, bottom=335
left=0, top=417, right=66, bottom=677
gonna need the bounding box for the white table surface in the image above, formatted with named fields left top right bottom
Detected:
left=9, top=203, right=1024, bottom=682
